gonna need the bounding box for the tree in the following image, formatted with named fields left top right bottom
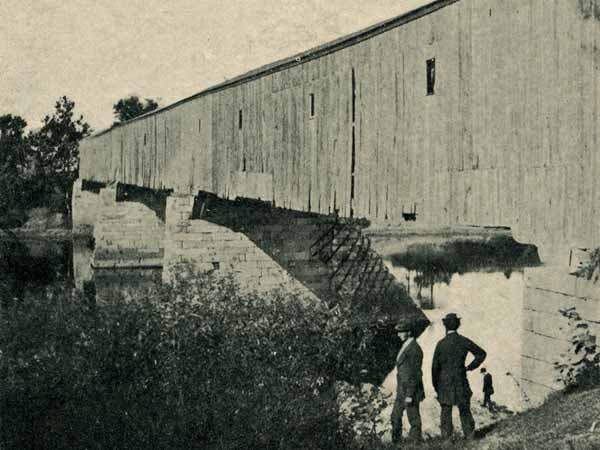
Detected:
left=0, top=114, right=30, bottom=227
left=113, top=96, right=159, bottom=124
left=0, top=114, right=28, bottom=169
left=28, top=96, right=91, bottom=216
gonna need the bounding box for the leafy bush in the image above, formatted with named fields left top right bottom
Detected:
left=0, top=272, right=393, bottom=450
left=555, top=307, right=600, bottom=389
left=575, top=248, right=600, bottom=282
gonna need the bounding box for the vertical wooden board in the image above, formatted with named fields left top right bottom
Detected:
left=372, top=40, right=383, bottom=220
left=445, top=5, right=461, bottom=224
left=472, top=0, right=490, bottom=170
left=579, top=13, right=596, bottom=243
left=379, top=35, right=396, bottom=220
left=292, top=82, right=305, bottom=210
left=299, top=78, right=309, bottom=211
left=399, top=22, right=415, bottom=216
left=272, top=90, right=282, bottom=206
left=391, top=29, right=403, bottom=221
left=205, top=97, right=215, bottom=193
left=353, top=60, right=365, bottom=217
left=164, top=111, right=175, bottom=190
left=261, top=76, right=273, bottom=175
left=361, top=57, right=375, bottom=218
left=544, top=1, right=559, bottom=167
left=137, top=121, right=143, bottom=187
left=240, top=82, right=248, bottom=173
left=124, top=127, right=132, bottom=185
left=162, top=112, right=171, bottom=189
left=326, top=72, right=337, bottom=214
left=189, top=99, right=199, bottom=192
left=249, top=81, right=257, bottom=173
left=414, top=19, right=428, bottom=212
left=457, top=0, right=472, bottom=173
left=288, top=84, right=297, bottom=209
left=232, top=86, right=241, bottom=177
left=283, top=86, right=293, bottom=209
left=395, top=28, right=407, bottom=218
left=343, top=65, right=353, bottom=217
left=525, top=0, right=541, bottom=172
left=145, top=118, right=153, bottom=188
left=594, top=26, right=600, bottom=249
left=253, top=78, right=262, bottom=173
left=141, top=120, right=147, bottom=188
left=319, top=74, right=331, bottom=214
left=212, top=92, right=223, bottom=196
left=257, top=77, right=266, bottom=174
left=557, top=0, right=582, bottom=166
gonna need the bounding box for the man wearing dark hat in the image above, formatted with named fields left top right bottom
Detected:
left=390, top=319, right=425, bottom=445
left=432, top=313, right=487, bottom=440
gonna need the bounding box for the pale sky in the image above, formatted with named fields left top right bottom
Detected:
left=1, top=0, right=432, bottom=132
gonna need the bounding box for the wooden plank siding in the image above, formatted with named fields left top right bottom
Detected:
left=79, top=0, right=600, bottom=260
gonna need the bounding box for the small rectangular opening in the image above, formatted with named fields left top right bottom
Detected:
left=238, top=110, right=243, bottom=130
left=427, top=58, right=436, bottom=96
left=309, top=93, right=315, bottom=118
left=198, top=118, right=202, bottom=133
left=143, top=133, right=147, bottom=145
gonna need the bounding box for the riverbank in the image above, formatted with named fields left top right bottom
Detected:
left=3, top=227, right=73, bottom=241
left=0, top=207, right=74, bottom=240
left=377, top=387, right=600, bottom=450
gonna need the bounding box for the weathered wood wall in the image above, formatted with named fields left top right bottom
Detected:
left=79, top=0, right=600, bottom=262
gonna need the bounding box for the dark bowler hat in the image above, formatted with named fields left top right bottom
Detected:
left=442, top=312, right=461, bottom=328
left=394, top=319, right=414, bottom=332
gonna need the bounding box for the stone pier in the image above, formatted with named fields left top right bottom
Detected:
left=521, top=257, right=600, bottom=407
left=162, top=194, right=317, bottom=299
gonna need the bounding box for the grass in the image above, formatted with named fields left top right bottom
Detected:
left=372, top=387, right=600, bottom=450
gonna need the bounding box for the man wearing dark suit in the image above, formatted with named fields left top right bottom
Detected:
left=481, top=368, right=494, bottom=410
left=432, top=313, right=487, bottom=440
left=390, top=319, right=425, bottom=444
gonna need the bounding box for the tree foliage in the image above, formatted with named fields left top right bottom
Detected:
left=0, top=115, right=30, bottom=226
left=113, top=96, right=159, bottom=124
left=27, top=96, right=91, bottom=215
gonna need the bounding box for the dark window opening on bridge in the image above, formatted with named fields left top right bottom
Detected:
left=427, top=58, right=436, bottom=96
left=238, top=110, right=243, bottom=130
left=309, top=93, right=315, bottom=118
left=198, top=119, right=202, bottom=133
left=143, top=134, right=147, bottom=145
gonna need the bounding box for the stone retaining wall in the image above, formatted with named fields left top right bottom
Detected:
left=521, top=266, right=600, bottom=407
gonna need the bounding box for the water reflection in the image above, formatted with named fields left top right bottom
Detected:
left=0, top=234, right=160, bottom=304
left=0, top=233, right=72, bottom=302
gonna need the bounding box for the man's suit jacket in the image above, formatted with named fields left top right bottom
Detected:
left=395, top=339, right=425, bottom=404
left=431, top=332, right=487, bottom=405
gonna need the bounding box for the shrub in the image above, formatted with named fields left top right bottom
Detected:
left=555, top=307, right=600, bottom=390
left=575, top=248, right=600, bottom=282
left=0, top=272, right=388, bottom=450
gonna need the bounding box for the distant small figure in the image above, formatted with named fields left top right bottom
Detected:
left=481, top=368, right=494, bottom=410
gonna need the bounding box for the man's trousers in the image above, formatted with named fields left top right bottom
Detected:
left=391, top=398, right=422, bottom=443
left=440, top=400, right=475, bottom=439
